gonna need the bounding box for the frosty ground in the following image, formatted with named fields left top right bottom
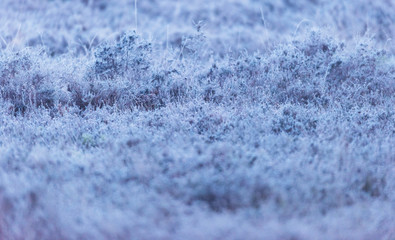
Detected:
left=0, top=0, right=395, bottom=239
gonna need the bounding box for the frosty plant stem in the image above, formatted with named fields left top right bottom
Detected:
left=134, top=0, right=138, bottom=32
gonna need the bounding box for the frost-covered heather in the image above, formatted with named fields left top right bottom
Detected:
left=0, top=0, right=395, bottom=239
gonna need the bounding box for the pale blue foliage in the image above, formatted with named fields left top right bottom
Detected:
left=0, top=0, right=394, bottom=239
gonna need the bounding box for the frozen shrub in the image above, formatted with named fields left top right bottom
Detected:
left=325, top=43, right=379, bottom=91
left=271, top=106, right=317, bottom=136
left=168, top=83, right=187, bottom=102
left=325, top=60, right=346, bottom=87
left=93, top=31, right=152, bottom=81
left=133, top=88, right=164, bottom=111
left=188, top=172, right=272, bottom=211
left=0, top=50, right=58, bottom=114
left=67, top=32, right=168, bottom=111
left=36, top=89, right=55, bottom=108
left=156, top=145, right=274, bottom=212
left=196, top=114, right=223, bottom=135
left=324, top=41, right=395, bottom=107
left=151, top=68, right=187, bottom=103
left=67, top=81, right=89, bottom=110
left=262, top=31, right=341, bottom=105
left=203, top=87, right=223, bottom=103
left=179, top=29, right=209, bottom=60
left=205, top=63, right=234, bottom=87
